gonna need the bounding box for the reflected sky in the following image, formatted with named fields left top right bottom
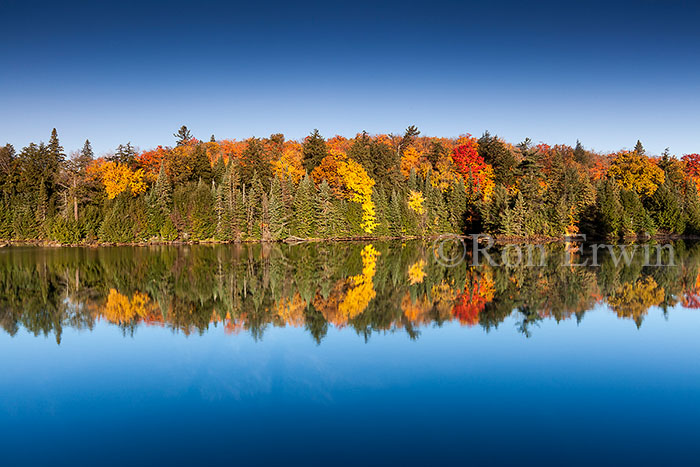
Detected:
left=1, top=242, right=699, bottom=465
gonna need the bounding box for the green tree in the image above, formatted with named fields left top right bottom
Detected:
left=174, top=125, right=192, bottom=146
left=302, top=129, right=328, bottom=173
left=293, top=174, right=317, bottom=237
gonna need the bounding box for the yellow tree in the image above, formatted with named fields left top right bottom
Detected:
left=336, top=155, right=378, bottom=234
left=608, top=151, right=665, bottom=196
left=272, top=141, right=305, bottom=183
left=97, top=161, right=147, bottom=199
left=313, top=149, right=378, bottom=234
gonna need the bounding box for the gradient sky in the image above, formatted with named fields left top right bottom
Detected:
left=2, top=0, right=700, bottom=156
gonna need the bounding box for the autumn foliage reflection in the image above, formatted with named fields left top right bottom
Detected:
left=0, top=240, right=697, bottom=344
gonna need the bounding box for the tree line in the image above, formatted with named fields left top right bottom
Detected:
left=1, top=126, right=698, bottom=243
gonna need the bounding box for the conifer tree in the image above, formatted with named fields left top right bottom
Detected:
left=268, top=177, right=287, bottom=240
left=596, top=178, right=624, bottom=238
left=372, top=185, right=390, bottom=236
left=191, top=144, right=213, bottom=183
left=388, top=190, right=403, bottom=236
left=212, top=156, right=226, bottom=185
left=174, top=125, right=192, bottom=146
left=153, top=163, right=171, bottom=216
left=293, top=174, right=317, bottom=237
left=189, top=180, right=216, bottom=240
left=302, top=129, right=328, bottom=173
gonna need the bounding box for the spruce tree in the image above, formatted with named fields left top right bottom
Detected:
left=293, top=174, right=317, bottom=238
left=189, top=180, right=216, bottom=240
left=646, top=178, right=684, bottom=234
left=482, top=184, right=509, bottom=234
left=372, top=185, right=390, bottom=236
left=596, top=178, right=624, bottom=238
left=268, top=177, right=287, bottom=240
left=212, top=156, right=226, bottom=185
left=153, top=163, right=172, bottom=216
left=191, top=144, right=213, bottom=183
left=302, top=129, right=328, bottom=172
left=388, top=190, right=403, bottom=236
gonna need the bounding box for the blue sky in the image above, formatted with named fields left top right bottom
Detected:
left=2, top=0, right=699, bottom=155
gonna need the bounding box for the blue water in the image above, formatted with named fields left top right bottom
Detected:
left=2, top=306, right=699, bottom=466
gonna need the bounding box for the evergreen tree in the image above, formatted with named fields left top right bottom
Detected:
left=634, top=140, right=645, bottom=155
left=646, top=178, right=684, bottom=234
left=189, top=180, right=216, bottom=240
left=482, top=184, right=509, bottom=234
left=316, top=180, right=341, bottom=238
left=573, top=140, right=590, bottom=166
left=596, top=178, right=624, bottom=238
left=388, top=190, right=403, bottom=236
left=240, top=138, right=272, bottom=188
left=478, top=131, right=518, bottom=187
left=212, top=156, right=226, bottom=185
left=427, top=140, right=448, bottom=171
left=293, top=174, right=317, bottom=237
left=372, top=185, right=390, bottom=236
left=153, top=163, right=172, bottom=216
left=47, top=128, right=65, bottom=166
left=174, top=125, right=192, bottom=146
left=190, top=144, right=213, bottom=183
left=302, top=129, right=328, bottom=172
left=268, top=177, right=287, bottom=240
left=111, top=142, right=137, bottom=165
left=682, top=177, right=700, bottom=234
left=448, top=178, right=467, bottom=233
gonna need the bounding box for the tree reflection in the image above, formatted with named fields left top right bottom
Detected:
left=0, top=240, right=699, bottom=343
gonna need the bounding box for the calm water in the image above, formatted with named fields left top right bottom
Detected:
left=1, top=241, right=699, bottom=466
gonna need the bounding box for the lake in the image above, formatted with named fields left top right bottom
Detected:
left=1, top=240, right=699, bottom=466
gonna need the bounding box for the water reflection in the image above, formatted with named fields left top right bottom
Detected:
left=0, top=240, right=697, bottom=343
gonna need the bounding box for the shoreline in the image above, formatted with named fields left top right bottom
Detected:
left=0, top=233, right=696, bottom=248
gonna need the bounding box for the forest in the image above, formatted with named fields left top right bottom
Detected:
left=0, top=125, right=699, bottom=243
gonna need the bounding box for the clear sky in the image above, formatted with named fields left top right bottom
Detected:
left=2, top=0, right=699, bottom=156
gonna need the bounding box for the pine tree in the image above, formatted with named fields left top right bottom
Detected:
left=596, top=178, right=624, bottom=238
left=573, top=140, right=590, bottom=166
left=174, top=125, right=192, bottom=146
left=153, top=163, right=172, bottom=216
left=189, top=180, right=216, bottom=240
left=482, top=184, right=509, bottom=234
left=388, top=190, right=403, bottom=236
left=646, top=178, right=684, bottom=234
left=634, top=140, right=645, bottom=155
left=48, top=128, right=65, bottom=166
left=112, top=142, right=137, bottom=165
left=233, top=186, right=246, bottom=241
left=448, top=178, right=467, bottom=233
left=372, top=185, right=390, bottom=236
left=682, top=177, right=700, bottom=234
left=511, top=192, right=527, bottom=236
left=293, top=174, right=317, bottom=237
left=246, top=173, right=264, bottom=239
left=191, top=144, right=213, bottom=183
left=212, top=156, right=226, bottom=185
left=268, top=177, right=287, bottom=240
left=478, top=131, right=517, bottom=187
left=302, top=129, right=328, bottom=172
